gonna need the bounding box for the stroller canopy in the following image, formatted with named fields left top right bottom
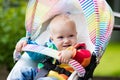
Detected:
left=25, top=0, right=114, bottom=60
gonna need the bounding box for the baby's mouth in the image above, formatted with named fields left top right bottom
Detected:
left=63, top=45, right=71, bottom=48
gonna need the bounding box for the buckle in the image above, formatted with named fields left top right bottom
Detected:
left=60, top=68, right=65, bottom=74
left=54, top=66, right=61, bottom=73
left=44, top=62, right=56, bottom=71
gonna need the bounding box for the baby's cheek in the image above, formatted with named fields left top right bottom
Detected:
left=56, top=43, right=62, bottom=50
left=58, top=47, right=64, bottom=51
left=56, top=45, right=61, bottom=50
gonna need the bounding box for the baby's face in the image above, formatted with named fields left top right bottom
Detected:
left=50, top=21, right=77, bottom=51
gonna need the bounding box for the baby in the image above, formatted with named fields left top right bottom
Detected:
left=49, top=13, right=78, bottom=64
left=14, top=14, right=91, bottom=80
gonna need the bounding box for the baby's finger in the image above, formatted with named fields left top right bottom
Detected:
left=62, top=59, right=69, bottom=64
left=65, top=59, right=69, bottom=64
left=15, top=46, right=22, bottom=52
left=15, top=42, right=23, bottom=52
left=58, top=56, right=63, bottom=63
left=23, top=41, right=27, bottom=47
left=60, top=58, right=68, bottom=64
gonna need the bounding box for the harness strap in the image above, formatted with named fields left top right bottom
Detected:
left=54, top=66, right=71, bottom=77
left=41, top=62, right=71, bottom=77
left=34, top=62, right=72, bottom=80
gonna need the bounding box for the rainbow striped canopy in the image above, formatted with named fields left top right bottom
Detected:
left=25, top=0, right=114, bottom=60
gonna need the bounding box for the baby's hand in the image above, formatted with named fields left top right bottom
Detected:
left=15, top=39, right=27, bottom=52
left=59, top=49, right=74, bottom=64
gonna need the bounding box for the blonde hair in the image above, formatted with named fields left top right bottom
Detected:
left=48, top=13, right=76, bottom=33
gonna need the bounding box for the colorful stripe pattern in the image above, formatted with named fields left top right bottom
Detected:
left=79, top=0, right=114, bottom=58
left=69, top=59, right=85, bottom=77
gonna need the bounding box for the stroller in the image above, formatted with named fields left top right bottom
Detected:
left=7, top=0, right=114, bottom=80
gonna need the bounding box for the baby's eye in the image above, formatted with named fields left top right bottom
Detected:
left=69, top=35, right=74, bottom=37
left=57, top=36, right=63, bottom=39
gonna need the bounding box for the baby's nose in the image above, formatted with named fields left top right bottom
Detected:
left=64, top=38, right=70, bottom=43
